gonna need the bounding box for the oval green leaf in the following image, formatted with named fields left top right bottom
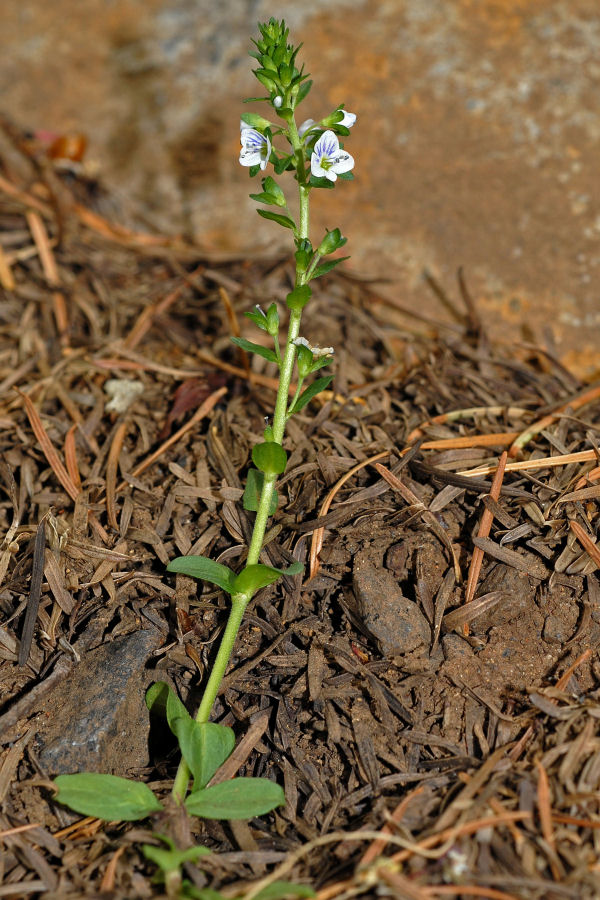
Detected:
left=233, top=561, right=303, bottom=595
left=252, top=442, right=287, bottom=475
left=167, top=556, right=236, bottom=595
left=185, top=777, right=285, bottom=820
left=54, top=773, right=163, bottom=821
left=176, top=721, right=235, bottom=791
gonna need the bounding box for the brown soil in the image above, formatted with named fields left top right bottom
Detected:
left=1, top=120, right=600, bottom=900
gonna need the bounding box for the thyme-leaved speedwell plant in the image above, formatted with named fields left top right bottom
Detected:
left=52, top=19, right=354, bottom=896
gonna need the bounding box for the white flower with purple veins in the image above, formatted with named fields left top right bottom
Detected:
left=310, top=130, right=354, bottom=182
left=239, top=128, right=271, bottom=170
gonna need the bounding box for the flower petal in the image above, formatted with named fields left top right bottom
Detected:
left=298, top=118, right=315, bottom=139
left=338, top=110, right=356, bottom=128
left=332, top=151, right=354, bottom=175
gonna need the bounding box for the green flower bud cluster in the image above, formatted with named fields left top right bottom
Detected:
left=249, top=17, right=311, bottom=109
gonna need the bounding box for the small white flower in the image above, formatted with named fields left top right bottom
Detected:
left=293, top=337, right=334, bottom=357
left=337, top=109, right=357, bottom=128
left=311, top=130, right=354, bottom=182
left=239, top=128, right=271, bottom=170
left=273, top=95, right=283, bottom=108
left=298, top=118, right=315, bottom=140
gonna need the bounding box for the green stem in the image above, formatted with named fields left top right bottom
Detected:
left=172, top=593, right=248, bottom=801
left=171, top=106, right=311, bottom=804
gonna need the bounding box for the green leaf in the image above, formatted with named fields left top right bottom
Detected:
left=273, top=155, right=295, bottom=175
left=231, top=337, right=278, bottom=364
left=233, top=561, right=303, bottom=595
left=252, top=441, right=287, bottom=475
left=177, top=722, right=235, bottom=791
left=337, top=170, right=354, bottom=180
left=308, top=175, right=335, bottom=190
left=308, top=356, right=334, bottom=374
left=167, top=556, right=236, bottom=595
left=185, top=778, right=285, bottom=819
left=243, top=469, right=278, bottom=515
left=263, top=176, right=286, bottom=206
left=285, top=285, right=312, bottom=311
left=288, top=376, right=333, bottom=415
left=240, top=112, right=274, bottom=130
left=253, top=883, right=316, bottom=900
left=295, top=79, right=313, bottom=104
left=145, top=681, right=191, bottom=736
left=142, top=839, right=211, bottom=875
left=249, top=191, right=281, bottom=206
left=245, top=308, right=268, bottom=331
left=310, top=257, right=350, bottom=280
left=253, top=70, right=277, bottom=92
left=54, top=774, right=163, bottom=821
left=257, top=210, right=296, bottom=230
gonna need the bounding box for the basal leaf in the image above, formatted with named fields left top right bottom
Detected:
left=54, top=773, right=162, bottom=821
left=146, top=681, right=191, bottom=739
left=167, top=556, right=236, bottom=595
left=177, top=721, right=235, bottom=791
left=185, top=778, right=285, bottom=820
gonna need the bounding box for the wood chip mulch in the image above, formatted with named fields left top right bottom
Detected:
left=0, top=118, right=599, bottom=900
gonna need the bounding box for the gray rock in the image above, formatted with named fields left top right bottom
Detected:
left=352, top=552, right=430, bottom=656
left=36, top=628, right=163, bottom=776
left=442, top=633, right=476, bottom=661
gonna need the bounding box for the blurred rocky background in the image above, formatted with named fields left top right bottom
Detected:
left=2, top=0, right=600, bottom=373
